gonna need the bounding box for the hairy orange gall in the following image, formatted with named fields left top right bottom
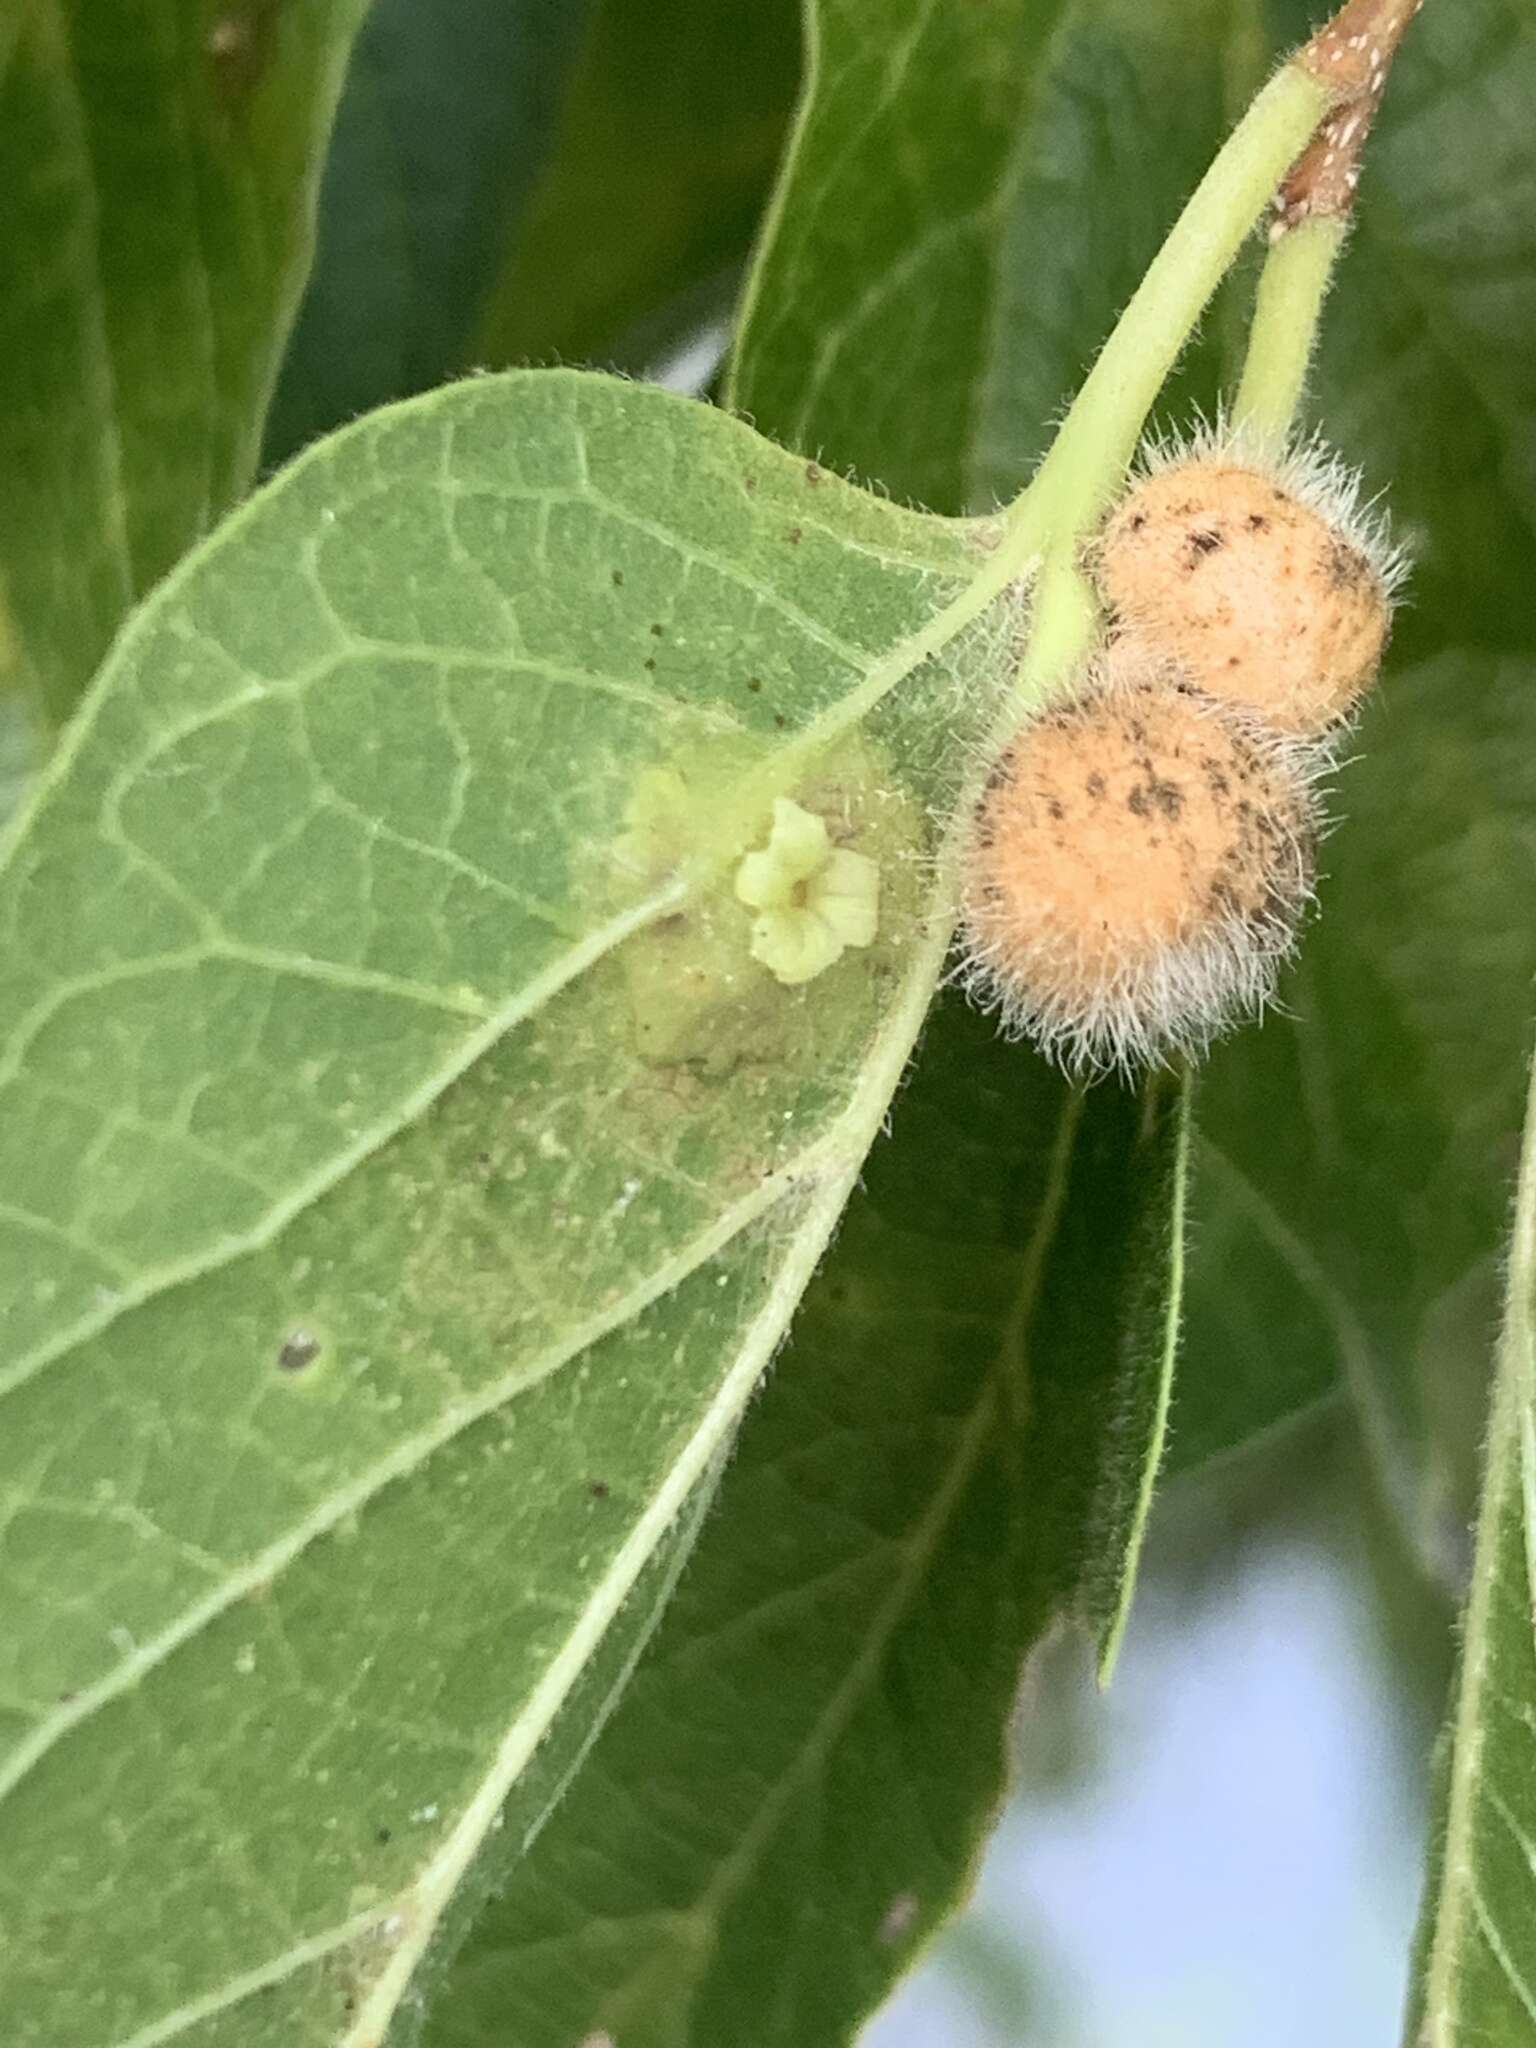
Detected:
left=959, top=666, right=1321, bottom=1072
left=1093, top=441, right=1400, bottom=735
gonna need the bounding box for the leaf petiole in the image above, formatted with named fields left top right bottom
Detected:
left=1003, top=61, right=1330, bottom=703
left=1234, top=215, right=1349, bottom=446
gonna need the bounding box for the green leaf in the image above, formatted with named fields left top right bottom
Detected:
left=421, top=1034, right=1186, bottom=2048
left=0, top=0, right=368, bottom=791
left=1184, top=0, right=1536, bottom=1539
left=467, top=0, right=802, bottom=375
left=1406, top=1051, right=1536, bottom=2045
left=0, top=370, right=1030, bottom=2043
left=267, top=0, right=803, bottom=467
left=263, top=0, right=591, bottom=468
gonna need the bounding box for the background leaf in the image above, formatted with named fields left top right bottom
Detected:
left=1406, top=1056, right=1536, bottom=2044
left=467, top=0, right=802, bottom=378
left=266, top=0, right=804, bottom=478
left=0, top=0, right=368, bottom=795
left=730, top=0, right=1236, bottom=517
left=262, top=0, right=592, bottom=468
left=1184, top=0, right=1536, bottom=1563
left=0, top=371, right=1019, bottom=2043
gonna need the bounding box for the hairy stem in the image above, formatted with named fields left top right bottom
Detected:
left=1006, top=0, right=1428, bottom=706
left=1007, top=63, right=1329, bottom=701
left=1236, top=0, right=1430, bottom=449
left=1234, top=214, right=1349, bottom=445
left=1011, top=66, right=1327, bottom=554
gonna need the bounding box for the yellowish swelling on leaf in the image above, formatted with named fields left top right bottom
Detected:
left=735, top=797, right=880, bottom=986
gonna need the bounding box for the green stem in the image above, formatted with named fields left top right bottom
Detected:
left=1006, top=61, right=1331, bottom=702
left=1233, top=214, right=1348, bottom=447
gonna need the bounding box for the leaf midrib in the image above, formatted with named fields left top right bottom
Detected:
left=2, top=373, right=1024, bottom=1400
left=1415, top=1052, right=1536, bottom=2042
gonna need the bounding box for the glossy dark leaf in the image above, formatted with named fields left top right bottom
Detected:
left=263, top=0, right=590, bottom=467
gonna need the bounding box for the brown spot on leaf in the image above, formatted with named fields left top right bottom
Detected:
left=278, top=1329, right=321, bottom=1373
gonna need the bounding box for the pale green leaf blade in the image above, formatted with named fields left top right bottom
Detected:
left=0, top=0, right=368, bottom=781
left=0, top=370, right=1028, bottom=2043
left=0, top=369, right=985, bottom=1385
left=1407, top=1049, right=1536, bottom=2045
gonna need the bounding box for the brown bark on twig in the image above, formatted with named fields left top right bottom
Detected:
left=1270, top=0, right=1426, bottom=237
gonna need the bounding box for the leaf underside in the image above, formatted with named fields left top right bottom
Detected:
left=0, top=370, right=1018, bottom=2043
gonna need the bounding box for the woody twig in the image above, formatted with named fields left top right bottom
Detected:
left=1271, top=0, right=1426, bottom=236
